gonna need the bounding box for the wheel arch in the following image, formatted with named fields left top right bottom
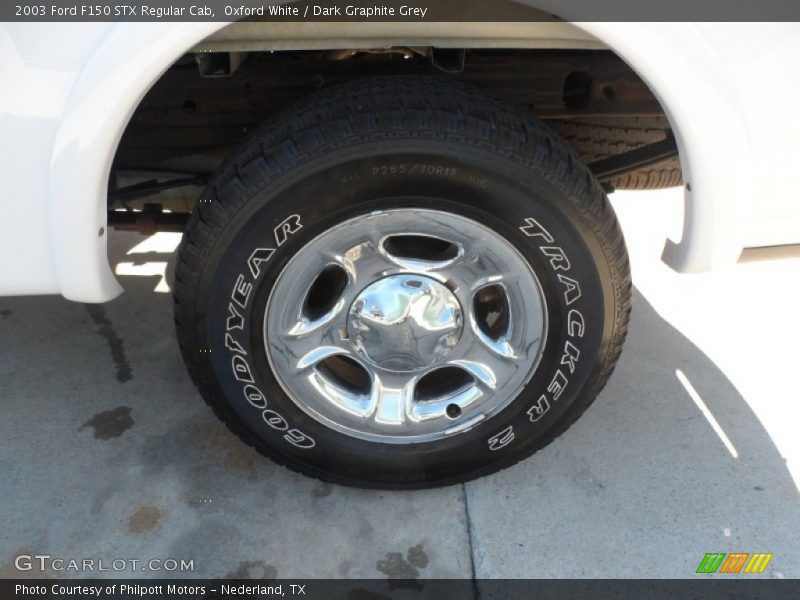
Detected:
left=48, top=22, right=228, bottom=302
left=574, top=22, right=750, bottom=273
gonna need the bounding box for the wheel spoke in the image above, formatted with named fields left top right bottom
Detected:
left=331, top=238, right=397, bottom=296
left=447, top=272, right=521, bottom=320
left=447, top=358, right=497, bottom=390
left=279, top=315, right=350, bottom=369
left=368, top=371, right=416, bottom=427
left=296, top=345, right=350, bottom=370
left=287, top=296, right=347, bottom=337
left=307, top=368, right=373, bottom=418
left=447, top=326, right=519, bottom=390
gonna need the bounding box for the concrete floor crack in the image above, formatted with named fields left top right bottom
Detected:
left=462, top=482, right=481, bottom=598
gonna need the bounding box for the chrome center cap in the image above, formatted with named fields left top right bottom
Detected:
left=347, top=274, right=463, bottom=372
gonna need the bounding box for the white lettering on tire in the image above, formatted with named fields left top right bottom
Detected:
left=488, top=426, right=515, bottom=451
left=519, top=217, right=554, bottom=243
left=487, top=216, right=588, bottom=450
left=527, top=395, right=550, bottom=423
left=222, top=214, right=315, bottom=450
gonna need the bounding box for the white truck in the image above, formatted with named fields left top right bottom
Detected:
left=2, top=12, right=799, bottom=487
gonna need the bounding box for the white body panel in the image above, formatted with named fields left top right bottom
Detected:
left=0, top=21, right=798, bottom=302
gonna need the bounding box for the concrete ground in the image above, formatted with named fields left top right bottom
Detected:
left=0, top=188, right=798, bottom=580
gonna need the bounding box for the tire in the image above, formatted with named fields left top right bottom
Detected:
left=173, top=77, right=631, bottom=489
left=548, top=120, right=683, bottom=190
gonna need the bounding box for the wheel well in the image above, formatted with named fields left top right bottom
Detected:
left=108, top=31, right=679, bottom=232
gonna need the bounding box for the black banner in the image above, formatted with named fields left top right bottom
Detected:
left=4, top=0, right=800, bottom=22
left=4, top=579, right=800, bottom=600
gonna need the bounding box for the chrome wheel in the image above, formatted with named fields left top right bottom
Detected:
left=265, top=208, right=547, bottom=443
